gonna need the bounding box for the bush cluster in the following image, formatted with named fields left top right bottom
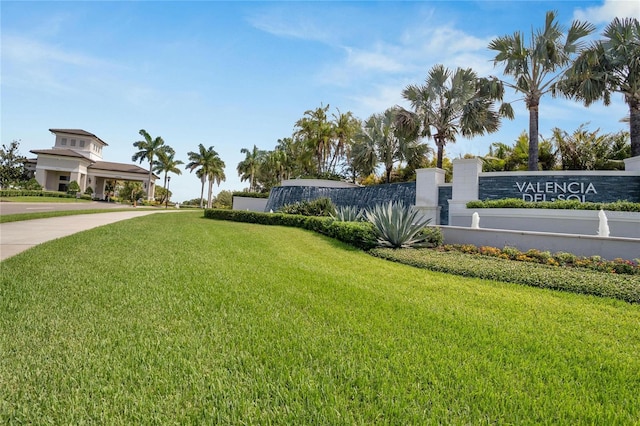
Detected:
left=204, top=209, right=378, bottom=250
left=279, top=197, right=336, bottom=217
left=371, top=248, right=640, bottom=304
left=467, top=198, right=640, bottom=212
left=441, top=244, right=639, bottom=275
left=232, top=191, right=270, bottom=199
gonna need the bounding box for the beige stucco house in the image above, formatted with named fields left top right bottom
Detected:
left=31, top=129, right=157, bottom=200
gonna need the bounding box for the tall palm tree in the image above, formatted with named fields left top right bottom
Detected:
left=132, top=129, right=165, bottom=200
left=153, top=147, right=184, bottom=204
left=328, top=109, right=360, bottom=174
left=205, top=156, right=226, bottom=209
left=400, top=64, right=512, bottom=169
left=237, top=145, right=262, bottom=192
left=186, top=144, right=225, bottom=208
left=357, top=108, right=427, bottom=183
left=294, top=104, right=333, bottom=175
left=560, top=17, right=640, bottom=157
left=489, top=10, right=594, bottom=170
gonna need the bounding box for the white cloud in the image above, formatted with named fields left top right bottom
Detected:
left=573, top=0, right=640, bottom=24
left=246, top=7, right=336, bottom=44
left=3, top=35, right=111, bottom=68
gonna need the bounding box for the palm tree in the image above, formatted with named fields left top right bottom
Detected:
left=488, top=10, right=594, bottom=170
left=294, top=104, right=333, bottom=175
left=186, top=144, right=225, bottom=208
left=132, top=129, right=165, bottom=200
left=153, top=147, right=184, bottom=204
left=205, top=156, right=226, bottom=209
left=237, top=145, right=262, bottom=192
left=328, top=109, right=360, bottom=174
left=357, top=108, right=427, bottom=183
left=400, top=64, right=512, bottom=169
left=560, top=17, right=640, bottom=157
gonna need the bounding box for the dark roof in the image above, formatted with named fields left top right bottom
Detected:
left=90, top=161, right=157, bottom=177
left=30, top=148, right=91, bottom=160
left=49, top=129, right=109, bottom=146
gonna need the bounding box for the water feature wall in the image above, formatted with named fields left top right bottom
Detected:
left=264, top=182, right=416, bottom=212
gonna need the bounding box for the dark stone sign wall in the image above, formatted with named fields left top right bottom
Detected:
left=264, top=182, right=416, bottom=212
left=438, top=186, right=452, bottom=225
left=479, top=175, right=640, bottom=203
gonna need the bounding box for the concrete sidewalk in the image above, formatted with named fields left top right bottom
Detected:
left=0, top=210, right=165, bottom=261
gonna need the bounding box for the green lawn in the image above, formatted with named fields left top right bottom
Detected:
left=0, top=196, right=93, bottom=203
left=1, top=212, right=638, bottom=424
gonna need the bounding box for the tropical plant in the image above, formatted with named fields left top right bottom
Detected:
left=279, top=197, right=336, bottom=217
left=294, top=104, right=334, bottom=175
left=153, top=147, right=183, bottom=204
left=560, top=17, right=640, bottom=157
left=132, top=129, right=165, bottom=200
left=237, top=145, right=263, bottom=192
left=120, top=181, right=145, bottom=203
left=489, top=10, right=595, bottom=170
left=364, top=201, right=432, bottom=248
left=400, top=64, right=512, bottom=169
left=550, top=125, right=630, bottom=170
left=357, top=108, right=429, bottom=183
left=331, top=205, right=364, bottom=222
left=186, top=144, right=225, bottom=208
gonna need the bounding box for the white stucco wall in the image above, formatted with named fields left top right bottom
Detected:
left=233, top=196, right=269, bottom=212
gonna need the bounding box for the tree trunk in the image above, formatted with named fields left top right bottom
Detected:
left=436, top=137, right=445, bottom=169
left=207, top=179, right=213, bottom=209
left=630, top=98, right=640, bottom=158
left=528, top=100, right=540, bottom=171
left=199, top=179, right=205, bottom=209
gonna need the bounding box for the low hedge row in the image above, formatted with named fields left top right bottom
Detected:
left=0, top=189, right=77, bottom=198
left=204, top=209, right=377, bottom=250
left=371, top=248, right=640, bottom=304
left=467, top=198, right=640, bottom=212
left=232, top=192, right=270, bottom=199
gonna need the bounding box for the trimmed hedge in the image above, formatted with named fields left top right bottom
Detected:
left=232, top=191, right=270, bottom=199
left=204, top=209, right=377, bottom=250
left=0, top=189, right=77, bottom=199
left=371, top=248, right=640, bottom=304
left=467, top=198, right=640, bottom=212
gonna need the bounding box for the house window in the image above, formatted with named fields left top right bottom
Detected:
left=61, top=138, right=67, bottom=146
left=70, top=139, right=76, bottom=147
left=79, top=140, right=85, bottom=148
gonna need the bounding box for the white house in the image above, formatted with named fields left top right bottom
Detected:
left=31, top=129, right=157, bottom=200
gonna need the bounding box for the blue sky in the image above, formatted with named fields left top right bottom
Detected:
left=2, top=0, right=639, bottom=202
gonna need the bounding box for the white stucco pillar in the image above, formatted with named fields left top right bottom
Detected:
left=35, top=168, right=47, bottom=190
left=449, top=158, right=483, bottom=226
left=624, top=155, right=640, bottom=171
left=415, top=168, right=445, bottom=225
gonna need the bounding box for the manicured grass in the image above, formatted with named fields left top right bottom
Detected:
left=1, top=212, right=639, bottom=423
left=0, top=208, right=140, bottom=223
left=0, top=196, right=93, bottom=203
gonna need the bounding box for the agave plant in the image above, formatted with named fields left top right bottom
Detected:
left=365, top=201, right=432, bottom=248
left=331, top=205, right=364, bottom=222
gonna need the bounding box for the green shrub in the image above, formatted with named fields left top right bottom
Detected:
left=0, top=189, right=74, bottom=198
left=84, top=186, right=94, bottom=195
left=22, top=178, right=42, bottom=190
left=467, top=198, right=640, bottom=212
left=232, top=191, right=270, bottom=199
left=371, top=248, right=640, bottom=304
left=441, top=244, right=638, bottom=275
left=418, top=226, right=444, bottom=248
left=365, top=201, right=433, bottom=248
left=279, top=197, right=336, bottom=217
left=67, top=180, right=80, bottom=195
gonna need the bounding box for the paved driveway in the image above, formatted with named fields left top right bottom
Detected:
left=0, top=201, right=134, bottom=215
left=0, top=210, right=167, bottom=261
